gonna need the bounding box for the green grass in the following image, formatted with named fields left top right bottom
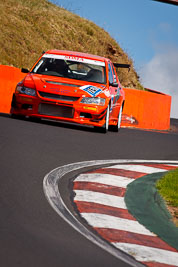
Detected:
left=0, top=0, right=144, bottom=89
left=157, top=169, right=178, bottom=207
left=156, top=169, right=178, bottom=226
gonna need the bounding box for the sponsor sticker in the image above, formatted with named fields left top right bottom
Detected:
left=80, top=85, right=102, bottom=97
left=64, top=56, right=84, bottom=62
left=43, top=54, right=105, bottom=66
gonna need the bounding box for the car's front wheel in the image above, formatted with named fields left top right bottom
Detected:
left=28, top=116, right=41, bottom=123
left=11, top=113, right=26, bottom=120
left=110, top=105, right=122, bottom=132
left=95, top=105, right=110, bottom=133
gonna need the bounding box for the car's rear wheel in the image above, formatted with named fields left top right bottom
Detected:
left=110, top=105, right=122, bottom=132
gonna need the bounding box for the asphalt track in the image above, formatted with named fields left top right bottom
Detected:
left=0, top=114, right=178, bottom=267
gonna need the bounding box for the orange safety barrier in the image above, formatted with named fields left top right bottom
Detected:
left=0, top=65, right=171, bottom=130
left=122, top=88, right=171, bottom=130
left=0, top=65, right=25, bottom=113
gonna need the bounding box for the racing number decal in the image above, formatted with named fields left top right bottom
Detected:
left=80, top=85, right=102, bottom=97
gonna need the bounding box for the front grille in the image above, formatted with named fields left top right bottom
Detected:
left=38, top=103, right=74, bottom=118
left=38, top=91, right=80, bottom=102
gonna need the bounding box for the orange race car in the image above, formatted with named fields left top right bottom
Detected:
left=11, top=50, right=128, bottom=133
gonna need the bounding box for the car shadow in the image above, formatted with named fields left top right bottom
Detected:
left=0, top=112, right=104, bottom=134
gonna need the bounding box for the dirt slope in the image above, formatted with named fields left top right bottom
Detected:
left=0, top=0, right=143, bottom=89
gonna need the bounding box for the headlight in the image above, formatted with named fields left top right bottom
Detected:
left=80, top=97, right=105, bottom=106
left=16, top=86, right=36, bottom=96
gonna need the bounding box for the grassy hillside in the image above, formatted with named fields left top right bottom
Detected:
left=0, top=0, right=143, bottom=89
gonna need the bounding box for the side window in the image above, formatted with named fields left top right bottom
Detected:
left=111, top=63, right=117, bottom=83
left=108, top=63, right=114, bottom=84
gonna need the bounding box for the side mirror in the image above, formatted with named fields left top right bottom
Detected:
left=109, top=82, right=118, bottom=87
left=21, top=68, right=29, bottom=73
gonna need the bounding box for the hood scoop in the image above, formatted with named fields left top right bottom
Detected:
left=38, top=91, right=80, bottom=102
left=45, top=80, right=80, bottom=87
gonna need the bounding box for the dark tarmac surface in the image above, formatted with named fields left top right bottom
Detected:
left=0, top=114, right=178, bottom=267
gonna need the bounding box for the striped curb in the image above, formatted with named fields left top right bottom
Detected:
left=73, top=163, right=178, bottom=267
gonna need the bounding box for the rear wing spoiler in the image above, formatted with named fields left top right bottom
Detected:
left=113, top=63, right=131, bottom=70
left=153, top=0, right=178, bottom=6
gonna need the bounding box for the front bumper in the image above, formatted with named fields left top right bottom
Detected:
left=11, top=93, right=107, bottom=127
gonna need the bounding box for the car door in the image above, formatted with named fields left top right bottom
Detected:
left=111, top=62, right=123, bottom=108
left=108, top=61, right=119, bottom=120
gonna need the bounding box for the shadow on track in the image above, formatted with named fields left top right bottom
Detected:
left=0, top=112, right=101, bottom=134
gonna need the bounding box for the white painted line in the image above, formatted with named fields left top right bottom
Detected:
left=75, top=173, right=134, bottom=188
left=106, top=165, right=166, bottom=174
left=112, top=243, right=178, bottom=266
left=74, top=190, right=127, bottom=209
left=81, top=213, right=155, bottom=236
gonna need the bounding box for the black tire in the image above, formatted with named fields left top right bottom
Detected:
left=11, top=113, right=26, bottom=120
left=28, top=116, right=41, bottom=123
left=109, top=105, right=122, bottom=132
left=94, top=106, right=109, bottom=133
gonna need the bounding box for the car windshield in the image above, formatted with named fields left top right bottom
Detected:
left=31, top=54, right=106, bottom=84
